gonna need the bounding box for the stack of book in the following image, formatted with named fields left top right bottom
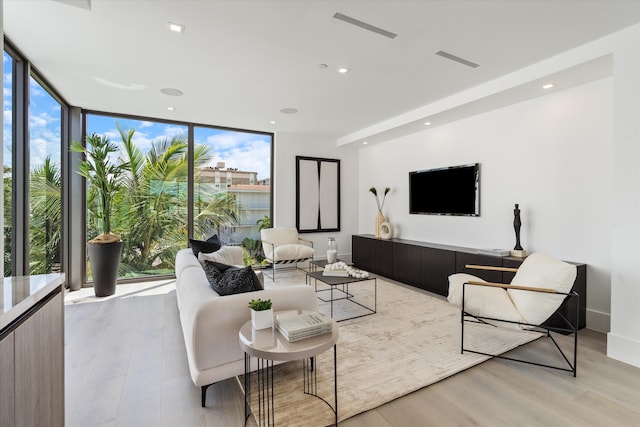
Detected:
left=322, top=269, right=349, bottom=277
left=275, top=312, right=332, bottom=342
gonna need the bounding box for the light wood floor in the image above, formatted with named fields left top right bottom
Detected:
left=64, top=272, right=640, bottom=426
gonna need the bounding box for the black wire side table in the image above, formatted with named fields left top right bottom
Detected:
left=239, top=310, right=339, bottom=426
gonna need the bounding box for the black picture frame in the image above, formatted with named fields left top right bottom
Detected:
left=296, top=156, right=340, bottom=233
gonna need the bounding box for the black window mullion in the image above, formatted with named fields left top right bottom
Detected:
left=12, top=59, right=29, bottom=276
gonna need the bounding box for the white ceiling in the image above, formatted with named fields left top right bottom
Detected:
left=4, top=0, right=640, bottom=143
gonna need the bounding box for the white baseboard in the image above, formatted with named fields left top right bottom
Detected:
left=607, top=332, right=640, bottom=368
left=586, top=308, right=610, bottom=333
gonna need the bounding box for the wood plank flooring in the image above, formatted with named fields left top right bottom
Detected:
left=64, top=272, right=640, bottom=426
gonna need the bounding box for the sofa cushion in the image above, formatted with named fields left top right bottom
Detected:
left=448, top=273, right=524, bottom=325
left=190, top=234, right=221, bottom=257
left=266, top=244, right=314, bottom=262
left=202, top=261, right=262, bottom=296
left=198, top=245, right=243, bottom=266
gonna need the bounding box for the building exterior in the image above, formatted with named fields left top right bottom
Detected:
left=197, top=162, right=270, bottom=244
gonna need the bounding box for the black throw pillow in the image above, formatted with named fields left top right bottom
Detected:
left=190, top=234, right=221, bottom=257
left=202, top=260, right=263, bottom=296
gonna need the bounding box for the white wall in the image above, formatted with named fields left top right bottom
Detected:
left=359, top=77, right=613, bottom=331
left=273, top=132, right=360, bottom=261
left=609, top=24, right=640, bottom=368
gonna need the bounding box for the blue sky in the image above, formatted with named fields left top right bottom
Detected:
left=3, top=51, right=272, bottom=181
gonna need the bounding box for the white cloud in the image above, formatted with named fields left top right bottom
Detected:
left=4, top=110, right=12, bottom=125
left=139, top=121, right=153, bottom=128
left=163, top=125, right=187, bottom=139
left=29, top=114, right=48, bottom=128
left=209, top=139, right=271, bottom=181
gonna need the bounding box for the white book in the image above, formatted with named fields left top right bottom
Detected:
left=276, top=324, right=332, bottom=342
left=276, top=312, right=332, bottom=336
left=322, top=269, right=349, bottom=277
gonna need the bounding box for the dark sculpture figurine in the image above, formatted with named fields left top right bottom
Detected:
left=513, top=203, right=523, bottom=250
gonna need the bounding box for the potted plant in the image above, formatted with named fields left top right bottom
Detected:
left=248, top=298, right=273, bottom=330
left=70, top=133, right=127, bottom=297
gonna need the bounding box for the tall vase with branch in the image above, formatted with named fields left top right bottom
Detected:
left=370, top=187, right=390, bottom=238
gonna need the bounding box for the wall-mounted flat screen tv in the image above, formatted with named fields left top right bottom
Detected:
left=409, top=163, right=480, bottom=216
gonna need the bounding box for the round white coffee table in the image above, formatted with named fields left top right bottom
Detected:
left=239, top=310, right=339, bottom=426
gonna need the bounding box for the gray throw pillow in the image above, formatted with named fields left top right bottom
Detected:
left=202, top=260, right=263, bottom=296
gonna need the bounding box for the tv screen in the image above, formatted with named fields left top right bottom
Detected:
left=409, top=163, right=480, bottom=216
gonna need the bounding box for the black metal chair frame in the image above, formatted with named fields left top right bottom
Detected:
left=262, top=236, right=313, bottom=281
left=461, top=279, right=579, bottom=377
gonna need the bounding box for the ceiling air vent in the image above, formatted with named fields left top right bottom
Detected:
left=435, top=50, right=479, bottom=68
left=333, top=12, right=397, bottom=39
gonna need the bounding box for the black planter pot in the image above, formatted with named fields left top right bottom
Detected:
left=88, top=240, right=123, bottom=297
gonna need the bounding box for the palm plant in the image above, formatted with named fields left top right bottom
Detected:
left=29, top=157, right=62, bottom=274
left=194, top=191, right=239, bottom=238
left=70, top=133, right=127, bottom=241
left=115, top=125, right=237, bottom=275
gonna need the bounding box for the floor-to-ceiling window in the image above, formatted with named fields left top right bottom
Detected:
left=85, top=114, right=189, bottom=279
left=3, top=50, right=13, bottom=276
left=28, top=76, right=62, bottom=274
left=83, top=114, right=272, bottom=280
left=194, top=126, right=272, bottom=266
left=3, top=43, right=67, bottom=277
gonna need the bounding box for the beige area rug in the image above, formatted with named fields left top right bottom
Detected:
left=241, top=278, right=541, bottom=426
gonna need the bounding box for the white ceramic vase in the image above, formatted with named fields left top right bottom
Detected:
left=375, top=211, right=386, bottom=238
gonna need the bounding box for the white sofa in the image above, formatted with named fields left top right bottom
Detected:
left=174, top=246, right=319, bottom=406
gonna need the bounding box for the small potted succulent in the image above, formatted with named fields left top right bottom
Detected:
left=248, top=298, right=273, bottom=330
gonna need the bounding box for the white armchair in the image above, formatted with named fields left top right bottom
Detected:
left=448, top=252, right=579, bottom=376
left=260, top=227, right=314, bottom=280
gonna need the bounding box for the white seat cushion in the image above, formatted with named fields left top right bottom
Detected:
left=269, top=244, right=314, bottom=262
left=507, top=252, right=577, bottom=325
left=448, top=273, right=524, bottom=325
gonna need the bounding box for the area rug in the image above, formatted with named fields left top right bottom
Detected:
left=240, top=278, right=541, bottom=426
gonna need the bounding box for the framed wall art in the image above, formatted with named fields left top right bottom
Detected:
left=296, top=156, right=340, bottom=233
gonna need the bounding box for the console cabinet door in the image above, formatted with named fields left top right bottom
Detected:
left=455, top=252, right=503, bottom=283
left=352, top=235, right=370, bottom=270
left=369, top=239, right=394, bottom=277
left=421, top=248, right=456, bottom=296
left=352, top=235, right=393, bottom=277
left=0, top=332, right=15, bottom=427
left=14, top=293, right=64, bottom=427
left=393, top=243, right=421, bottom=286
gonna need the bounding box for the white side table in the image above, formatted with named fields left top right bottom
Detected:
left=239, top=310, right=339, bottom=426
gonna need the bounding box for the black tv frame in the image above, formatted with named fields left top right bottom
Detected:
left=409, top=163, right=480, bottom=216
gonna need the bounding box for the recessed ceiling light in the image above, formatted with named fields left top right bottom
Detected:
left=362, top=141, right=368, bottom=145
left=338, top=67, right=350, bottom=74
left=168, top=22, right=185, bottom=33
left=542, top=83, right=555, bottom=90
left=424, top=121, right=432, bottom=126
left=160, top=88, right=183, bottom=96
left=270, top=121, right=276, bottom=125
left=167, top=107, right=175, bottom=111
left=280, top=108, right=298, bottom=114
left=318, top=63, right=328, bottom=70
